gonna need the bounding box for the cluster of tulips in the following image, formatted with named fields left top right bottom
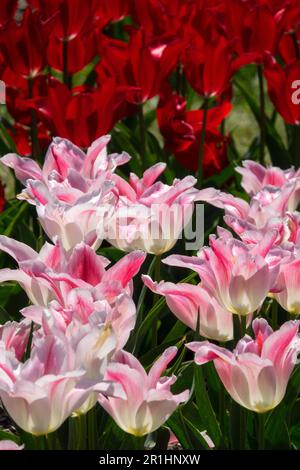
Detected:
left=0, top=134, right=299, bottom=451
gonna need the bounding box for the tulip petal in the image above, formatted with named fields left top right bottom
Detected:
left=1, top=154, right=42, bottom=184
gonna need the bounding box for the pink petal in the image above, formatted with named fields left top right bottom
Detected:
left=0, top=235, right=37, bottom=262
left=148, top=347, right=178, bottom=388
left=66, top=243, right=106, bottom=286
left=103, top=251, right=146, bottom=288
left=1, top=154, right=42, bottom=184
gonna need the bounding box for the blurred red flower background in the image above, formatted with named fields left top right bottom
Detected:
left=0, top=0, right=300, bottom=209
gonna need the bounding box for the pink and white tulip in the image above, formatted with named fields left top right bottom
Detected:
left=164, top=232, right=278, bottom=316
left=1, top=136, right=131, bottom=251
left=35, top=186, right=115, bottom=251
left=106, top=164, right=199, bottom=254
left=0, top=319, right=31, bottom=360
left=142, top=275, right=233, bottom=342
left=198, top=181, right=299, bottom=233
left=0, top=330, right=122, bottom=435
left=98, top=347, right=189, bottom=436
left=38, top=310, right=122, bottom=415
left=0, top=236, right=145, bottom=308
left=274, top=253, right=300, bottom=315
left=236, top=160, right=300, bottom=199
left=187, top=318, right=300, bottom=413
left=23, top=289, right=136, bottom=351
left=0, top=440, right=24, bottom=450
left=1, top=135, right=129, bottom=204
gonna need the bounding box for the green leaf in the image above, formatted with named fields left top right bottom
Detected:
left=164, top=320, right=187, bottom=344
left=290, top=424, right=300, bottom=450
left=284, top=363, right=300, bottom=405
left=0, top=430, right=20, bottom=445
left=264, top=366, right=300, bottom=449
left=140, top=335, right=186, bottom=368
left=167, top=410, right=196, bottom=450
left=193, top=364, right=222, bottom=448
left=111, top=122, right=142, bottom=175
left=0, top=122, right=17, bottom=153
left=234, top=79, right=291, bottom=168
left=132, top=297, right=166, bottom=354
left=205, top=163, right=236, bottom=188
left=1, top=202, right=28, bottom=238
left=167, top=407, right=211, bottom=450
left=265, top=407, right=290, bottom=449
left=0, top=305, right=11, bottom=323
left=0, top=283, right=22, bottom=314
left=97, top=246, right=125, bottom=263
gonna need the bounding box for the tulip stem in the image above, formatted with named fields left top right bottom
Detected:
left=87, top=408, right=97, bottom=450
left=28, top=77, right=41, bottom=163
left=63, top=39, right=72, bottom=89
left=68, top=416, right=76, bottom=449
left=292, top=32, right=300, bottom=59
left=239, top=407, right=247, bottom=449
left=69, top=414, right=87, bottom=450
left=45, top=433, right=57, bottom=450
left=155, top=254, right=161, bottom=282
left=294, top=124, right=300, bottom=169
left=230, top=400, right=247, bottom=450
left=271, top=300, right=278, bottom=330
left=219, top=383, right=226, bottom=435
left=258, top=413, right=265, bottom=450
left=197, top=98, right=209, bottom=188
left=176, top=63, right=186, bottom=97
left=133, top=435, right=145, bottom=450
left=35, top=435, right=46, bottom=450
left=240, top=315, right=247, bottom=338
left=79, top=414, right=87, bottom=450
left=138, top=103, right=147, bottom=166
left=258, top=65, right=266, bottom=165
left=234, top=315, right=247, bottom=343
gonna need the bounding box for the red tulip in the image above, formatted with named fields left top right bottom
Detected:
left=131, top=0, right=194, bottom=38
left=222, top=1, right=277, bottom=68
left=277, top=31, right=300, bottom=64
left=157, top=88, right=231, bottom=175
left=0, top=8, right=53, bottom=78
left=97, top=35, right=128, bottom=84
left=29, top=0, right=130, bottom=31
left=0, top=0, right=18, bottom=27
left=275, top=0, right=300, bottom=35
left=96, top=0, right=131, bottom=29
left=276, top=2, right=300, bottom=63
left=97, top=28, right=182, bottom=104
left=51, top=0, right=99, bottom=41
left=47, top=31, right=97, bottom=74
left=183, top=32, right=233, bottom=98
left=27, top=0, right=62, bottom=19
left=240, top=6, right=277, bottom=56
left=264, top=59, right=300, bottom=125
left=33, top=78, right=133, bottom=148
left=8, top=123, right=50, bottom=157
left=4, top=74, right=48, bottom=126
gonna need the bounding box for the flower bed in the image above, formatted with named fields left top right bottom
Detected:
left=0, top=0, right=300, bottom=452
